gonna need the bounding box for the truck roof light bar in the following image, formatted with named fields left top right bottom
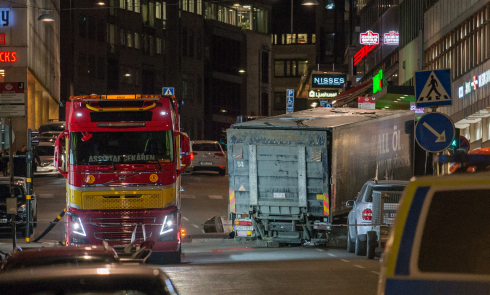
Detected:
left=85, top=102, right=157, bottom=112
left=70, top=94, right=162, bottom=100
left=96, top=122, right=146, bottom=127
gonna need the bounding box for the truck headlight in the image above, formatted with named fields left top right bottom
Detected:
left=72, top=216, right=86, bottom=236
left=160, top=214, right=175, bottom=235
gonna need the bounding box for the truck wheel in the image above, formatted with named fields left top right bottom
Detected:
left=346, top=229, right=355, bottom=253
left=366, top=231, right=377, bottom=259
left=355, top=235, right=367, bottom=256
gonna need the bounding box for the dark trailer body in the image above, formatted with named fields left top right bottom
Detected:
left=227, top=107, right=415, bottom=244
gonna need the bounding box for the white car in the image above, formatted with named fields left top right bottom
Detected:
left=190, top=140, right=227, bottom=175
left=346, top=179, right=408, bottom=256
left=34, top=140, right=58, bottom=176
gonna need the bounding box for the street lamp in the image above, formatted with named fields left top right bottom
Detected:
left=302, top=0, right=319, bottom=5
left=38, top=11, right=55, bottom=22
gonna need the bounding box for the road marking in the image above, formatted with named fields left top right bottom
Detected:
left=371, top=271, right=380, bottom=275
left=182, top=216, right=189, bottom=221
left=340, top=259, right=349, bottom=263
left=192, top=224, right=199, bottom=228
left=316, top=249, right=325, bottom=252
left=38, top=194, right=54, bottom=198
left=328, top=253, right=336, bottom=257
left=181, top=195, right=195, bottom=199
left=208, top=195, right=223, bottom=199
left=354, top=265, right=365, bottom=269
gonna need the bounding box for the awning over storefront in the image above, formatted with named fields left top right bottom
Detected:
left=334, top=80, right=372, bottom=107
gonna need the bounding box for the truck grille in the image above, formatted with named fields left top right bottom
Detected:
left=89, top=217, right=157, bottom=227
left=94, top=231, right=152, bottom=242
left=82, top=193, right=162, bottom=210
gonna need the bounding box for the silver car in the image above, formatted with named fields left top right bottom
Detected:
left=346, top=180, right=408, bottom=257
left=190, top=140, right=227, bottom=175
left=34, top=140, right=58, bottom=176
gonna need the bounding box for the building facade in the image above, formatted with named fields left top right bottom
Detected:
left=0, top=0, right=60, bottom=152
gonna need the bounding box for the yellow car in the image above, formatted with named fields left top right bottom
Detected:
left=378, top=156, right=490, bottom=295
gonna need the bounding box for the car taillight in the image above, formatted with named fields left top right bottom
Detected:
left=215, top=152, right=224, bottom=157
left=190, top=152, right=197, bottom=160
left=362, top=209, right=373, bottom=221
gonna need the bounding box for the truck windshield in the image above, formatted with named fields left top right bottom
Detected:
left=69, top=131, right=174, bottom=165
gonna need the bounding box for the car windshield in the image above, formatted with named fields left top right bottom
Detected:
left=35, top=146, right=55, bottom=157
left=193, top=143, right=222, bottom=152
left=365, top=185, right=405, bottom=202
left=0, top=185, right=23, bottom=200
left=38, top=123, right=65, bottom=133
left=3, top=255, right=118, bottom=271
left=70, top=131, right=174, bottom=165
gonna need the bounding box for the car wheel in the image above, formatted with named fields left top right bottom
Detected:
left=346, top=225, right=355, bottom=253
left=366, top=231, right=377, bottom=259
left=355, top=235, right=367, bottom=256
left=219, top=169, right=226, bottom=176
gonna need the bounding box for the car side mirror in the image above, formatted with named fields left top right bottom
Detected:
left=346, top=200, right=355, bottom=207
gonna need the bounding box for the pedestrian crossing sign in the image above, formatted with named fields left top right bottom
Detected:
left=415, top=69, right=452, bottom=108
left=162, top=87, right=175, bottom=96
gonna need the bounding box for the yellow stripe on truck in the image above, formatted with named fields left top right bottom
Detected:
left=67, top=186, right=176, bottom=210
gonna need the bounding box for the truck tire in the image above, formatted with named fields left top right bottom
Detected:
left=366, top=231, right=377, bottom=259
left=355, top=235, right=367, bottom=256
left=347, top=228, right=355, bottom=253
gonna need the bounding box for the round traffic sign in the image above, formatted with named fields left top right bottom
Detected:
left=415, top=112, right=455, bottom=152
left=459, top=136, right=470, bottom=152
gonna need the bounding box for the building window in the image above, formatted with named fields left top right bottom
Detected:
left=189, top=0, right=194, bottom=13
left=162, top=1, right=167, bottom=29
left=119, top=0, right=125, bottom=9
left=143, top=34, right=148, bottom=53
left=156, top=37, right=162, bottom=54
left=108, top=24, right=116, bottom=53
left=127, top=0, right=133, bottom=11
left=463, top=127, right=471, bottom=142
left=475, top=121, right=482, bottom=141
left=182, top=74, right=194, bottom=102
left=156, top=2, right=162, bottom=19
left=127, top=31, right=133, bottom=47
left=274, top=60, right=307, bottom=77
left=197, top=0, right=202, bottom=15
left=261, top=51, right=269, bottom=83
left=312, top=34, right=316, bottom=43
left=134, top=0, right=140, bottom=12
left=274, top=91, right=286, bottom=110
left=182, top=29, right=188, bottom=56
left=120, top=28, right=126, bottom=46
left=188, top=30, right=194, bottom=57
left=134, top=32, right=140, bottom=49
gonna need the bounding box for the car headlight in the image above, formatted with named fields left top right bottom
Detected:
left=160, top=213, right=176, bottom=235
left=72, top=216, right=86, bottom=236
left=17, top=204, right=26, bottom=213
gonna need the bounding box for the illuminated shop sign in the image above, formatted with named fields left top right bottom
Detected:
left=0, top=51, right=16, bottom=62
left=0, top=9, right=10, bottom=26
left=311, top=74, right=346, bottom=88
left=360, top=31, right=379, bottom=45
left=308, top=90, right=338, bottom=98
left=354, top=45, right=376, bottom=66
left=459, top=69, right=490, bottom=98
left=383, top=31, right=399, bottom=45
left=410, top=104, right=425, bottom=114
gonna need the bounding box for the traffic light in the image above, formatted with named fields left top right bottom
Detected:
left=449, top=128, right=460, bottom=151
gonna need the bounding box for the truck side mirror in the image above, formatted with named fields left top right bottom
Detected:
left=346, top=200, right=355, bottom=207
left=54, top=131, right=69, bottom=178
left=174, top=132, right=190, bottom=176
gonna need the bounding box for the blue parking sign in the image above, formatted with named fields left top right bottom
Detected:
left=286, top=89, right=294, bottom=114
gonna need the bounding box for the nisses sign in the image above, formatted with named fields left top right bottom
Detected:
left=312, top=74, right=346, bottom=88
left=360, top=31, right=379, bottom=45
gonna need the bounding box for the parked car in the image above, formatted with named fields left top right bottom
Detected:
left=378, top=159, right=490, bottom=294
left=33, top=140, right=58, bottom=176
left=0, top=264, right=178, bottom=295
left=37, top=121, right=66, bottom=135
left=0, top=177, right=37, bottom=237
left=190, top=140, right=227, bottom=175
left=346, top=179, right=408, bottom=258
left=1, top=245, right=119, bottom=271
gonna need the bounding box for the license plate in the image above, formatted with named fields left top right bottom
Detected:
left=200, top=162, right=212, bottom=165
left=0, top=218, right=7, bottom=223
left=234, top=225, right=254, bottom=231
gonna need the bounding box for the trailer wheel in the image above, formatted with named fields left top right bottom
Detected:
left=355, top=235, right=367, bottom=256
left=366, top=231, right=377, bottom=259
left=347, top=228, right=355, bottom=253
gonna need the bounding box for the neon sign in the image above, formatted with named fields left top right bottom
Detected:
left=308, top=90, right=337, bottom=98
left=354, top=45, right=376, bottom=66
left=0, top=51, right=17, bottom=62
left=458, top=69, right=490, bottom=98
left=360, top=31, right=379, bottom=45
left=0, top=10, right=9, bottom=27
left=383, top=31, right=399, bottom=45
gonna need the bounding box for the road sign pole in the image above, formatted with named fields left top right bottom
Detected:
left=25, top=129, right=33, bottom=242
left=8, top=117, right=16, bottom=249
